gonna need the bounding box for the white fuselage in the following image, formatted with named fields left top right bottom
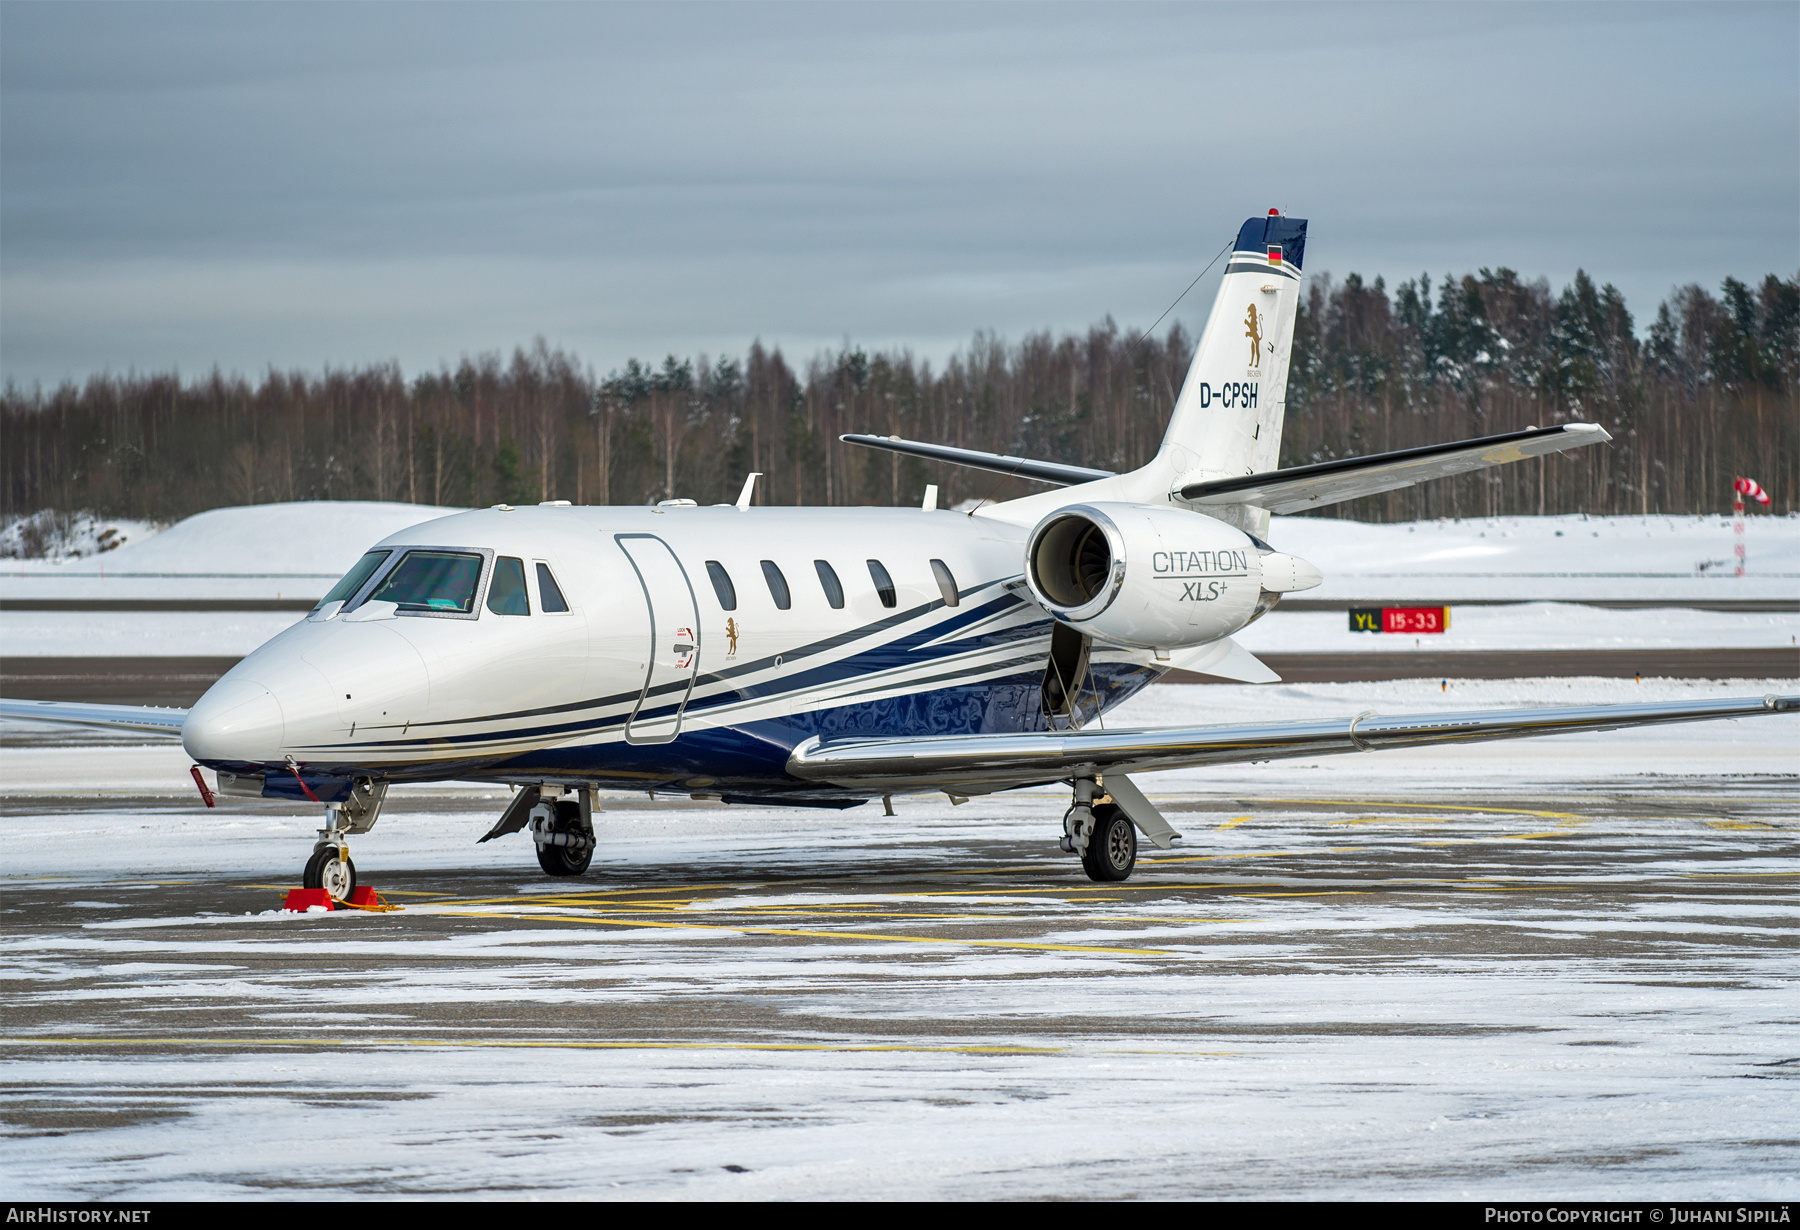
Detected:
left=180, top=503, right=1176, bottom=801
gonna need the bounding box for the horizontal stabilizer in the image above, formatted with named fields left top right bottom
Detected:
left=788, top=694, right=1797, bottom=792
left=1179, top=424, right=1609, bottom=514
left=841, top=434, right=1115, bottom=488
left=0, top=698, right=187, bottom=736
left=1163, top=637, right=1281, bottom=683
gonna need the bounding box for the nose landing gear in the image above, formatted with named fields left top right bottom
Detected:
left=299, top=777, right=386, bottom=902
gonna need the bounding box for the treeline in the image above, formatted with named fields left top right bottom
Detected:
left=3, top=270, right=1794, bottom=525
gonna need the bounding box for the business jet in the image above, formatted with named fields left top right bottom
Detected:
left=5, top=211, right=1792, bottom=898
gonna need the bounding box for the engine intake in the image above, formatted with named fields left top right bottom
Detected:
left=1024, top=502, right=1271, bottom=649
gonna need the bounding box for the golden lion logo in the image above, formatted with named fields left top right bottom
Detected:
left=725, top=617, right=740, bottom=658
left=1244, top=304, right=1262, bottom=368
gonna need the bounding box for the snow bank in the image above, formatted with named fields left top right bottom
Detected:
left=0, top=510, right=163, bottom=561
left=1, top=501, right=462, bottom=599
left=1268, top=512, right=1798, bottom=601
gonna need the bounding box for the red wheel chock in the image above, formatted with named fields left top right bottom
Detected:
left=281, top=886, right=400, bottom=913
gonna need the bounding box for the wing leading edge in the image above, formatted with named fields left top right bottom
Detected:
left=1179, top=424, right=1608, bottom=514
left=0, top=699, right=188, bottom=736
left=839, top=434, right=1116, bottom=487
left=787, top=694, right=1798, bottom=793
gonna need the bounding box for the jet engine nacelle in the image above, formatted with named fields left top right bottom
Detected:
left=1024, top=502, right=1316, bottom=649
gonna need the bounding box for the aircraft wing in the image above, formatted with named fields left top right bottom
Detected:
left=1179, top=423, right=1608, bottom=514
left=788, top=694, right=1797, bottom=793
left=0, top=698, right=188, bottom=737
left=840, top=434, right=1116, bottom=487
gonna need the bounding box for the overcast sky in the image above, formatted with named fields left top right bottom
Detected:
left=2, top=1, right=1795, bottom=387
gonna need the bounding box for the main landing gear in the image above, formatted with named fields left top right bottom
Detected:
left=1059, top=778, right=1138, bottom=882
left=301, top=777, right=387, bottom=901
left=476, top=784, right=596, bottom=877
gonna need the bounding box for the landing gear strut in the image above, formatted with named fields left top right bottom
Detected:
left=1060, top=778, right=1137, bottom=882
left=300, top=776, right=386, bottom=901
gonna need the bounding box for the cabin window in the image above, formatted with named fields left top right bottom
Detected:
left=371, top=550, right=484, bottom=614
left=930, top=559, right=960, bottom=608
left=318, top=550, right=391, bottom=610
left=867, top=559, right=896, bottom=608
left=705, top=561, right=737, bottom=610
left=814, top=560, right=845, bottom=609
left=761, top=560, right=791, bottom=610
left=486, top=557, right=531, bottom=616
left=535, top=563, right=570, bottom=613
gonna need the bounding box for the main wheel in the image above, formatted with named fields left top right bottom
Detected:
left=1081, top=804, right=1136, bottom=882
left=303, top=846, right=358, bottom=900
left=536, top=800, right=593, bottom=877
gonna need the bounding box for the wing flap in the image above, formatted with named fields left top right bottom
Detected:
left=788, top=694, right=1796, bottom=791
left=0, top=698, right=188, bottom=736
left=1179, top=424, right=1608, bottom=514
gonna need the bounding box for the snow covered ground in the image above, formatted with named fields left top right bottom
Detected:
left=1, top=680, right=1795, bottom=1200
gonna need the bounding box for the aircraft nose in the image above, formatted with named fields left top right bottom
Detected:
left=183, top=677, right=285, bottom=763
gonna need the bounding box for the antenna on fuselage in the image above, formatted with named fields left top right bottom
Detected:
left=735, top=472, right=762, bottom=511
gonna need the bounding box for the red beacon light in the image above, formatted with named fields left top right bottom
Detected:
left=1268, top=207, right=1280, bottom=216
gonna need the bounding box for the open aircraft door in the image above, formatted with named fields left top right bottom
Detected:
left=616, top=534, right=702, bottom=744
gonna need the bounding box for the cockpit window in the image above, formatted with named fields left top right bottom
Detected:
left=317, top=551, right=391, bottom=610
left=536, top=563, right=570, bottom=613
left=370, top=550, right=484, bottom=613
left=486, top=557, right=530, bottom=616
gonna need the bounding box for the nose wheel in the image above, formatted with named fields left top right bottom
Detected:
left=303, top=845, right=357, bottom=899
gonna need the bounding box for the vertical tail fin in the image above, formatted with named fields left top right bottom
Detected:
left=1158, top=212, right=1307, bottom=528
left=978, top=211, right=1309, bottom=533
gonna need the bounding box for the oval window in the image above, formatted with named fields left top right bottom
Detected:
left=814, top=560, right=845, bottom=609
left=761, top=560, right=791, bottom=610
left=930, top=559, right=960, bottom=608
left=705, top=560, right=737, bottom=611
left=866, top=559, right=896, bottom=609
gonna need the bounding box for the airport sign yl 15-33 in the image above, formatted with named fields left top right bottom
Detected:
left=1349, top=606, right=1451, bottom=634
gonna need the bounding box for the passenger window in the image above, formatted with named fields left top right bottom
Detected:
left=761, top=560, right=791, bottom=610
left=930, top=559, right=960, bottom=608
left=814, top=560, right=845, bottom=609
left=318, top=550, right=390, bottom=611
left=535, top=563, right=570, bottom=613
left=705, top=560, right=737, bottom=611
left=371, top=550, right=484, bottom=614
left=867, top=559, right=896, bottom=609
left=486, top=556, right=530, bottom=616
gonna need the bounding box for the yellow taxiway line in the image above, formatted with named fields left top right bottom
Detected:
left=0, top=1036, right=1238, bottom=1058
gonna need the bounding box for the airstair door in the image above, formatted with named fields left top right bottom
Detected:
left=616, top=534, right=701, bottom=744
